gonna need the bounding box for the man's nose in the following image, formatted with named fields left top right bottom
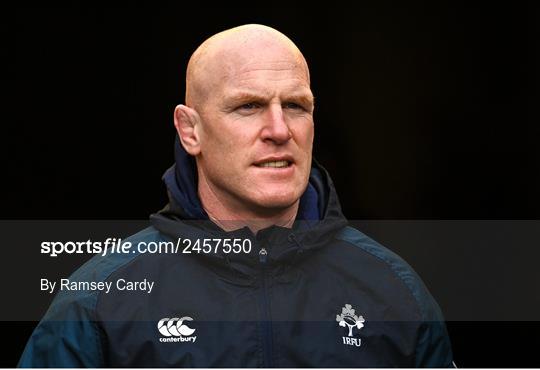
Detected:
left=260, top=104, right=292, bottom=144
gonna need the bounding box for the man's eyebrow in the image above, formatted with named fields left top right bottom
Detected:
left=284, top=92, right=315, bottom=106
left=224, top=91, right=271, bottom=104
left=224, top=90, right=315, bottom=105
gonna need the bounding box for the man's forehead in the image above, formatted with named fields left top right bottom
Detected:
left=226, top=60, right=306, bottom=77
left=218, top=57, right=310, bottom=91
left=210, top=45, right=309, bottom=83
left=202, top=54, right=311, bottom=103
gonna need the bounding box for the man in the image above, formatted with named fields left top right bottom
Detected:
left=19, top=24, right=454, bottom=367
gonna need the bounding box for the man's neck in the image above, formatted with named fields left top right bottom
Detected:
left=204, top=205, right=299, bottom=234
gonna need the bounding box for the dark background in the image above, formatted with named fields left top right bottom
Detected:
left=6, top=3, right=540, bottom=367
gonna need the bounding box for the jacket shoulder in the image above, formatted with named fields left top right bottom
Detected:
left=18, top=226, right=165, bottom=367
left=334, top=226, right=454, bottom=367
left=334, top=226, right=443, bottom=321
left=69, top=226, right=164, bottom=284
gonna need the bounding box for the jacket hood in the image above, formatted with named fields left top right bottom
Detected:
left=150, top=136, right=348, bottom=277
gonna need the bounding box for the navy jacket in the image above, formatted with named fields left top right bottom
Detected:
left=19, top=145, right=454, bottom=367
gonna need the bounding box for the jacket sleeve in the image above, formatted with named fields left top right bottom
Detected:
left=393, top=254, right=454, bottom=367
left=18, top=288, right=104, bottom=367
left=412, top=276, right=454, bottom=367
left=414, top=319, right=454, bottom=367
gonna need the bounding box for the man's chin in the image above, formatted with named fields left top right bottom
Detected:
left=250, top=193, right=301, bottom=213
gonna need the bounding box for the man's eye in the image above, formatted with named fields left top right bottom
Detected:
left=238, top=103, right=258, bottom=110
left=284, top=102, right=304, bottom=110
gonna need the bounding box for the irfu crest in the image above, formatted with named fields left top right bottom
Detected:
left=336, top=304, right=365, bottom=337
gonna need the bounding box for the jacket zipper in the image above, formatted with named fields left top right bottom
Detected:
left=258, top=247, right=274, bottom=367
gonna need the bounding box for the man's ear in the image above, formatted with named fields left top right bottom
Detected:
left=174, top=104, right=202, bottom=156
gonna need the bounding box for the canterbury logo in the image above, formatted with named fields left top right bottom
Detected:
left=157, top=316, right=197, bottom=343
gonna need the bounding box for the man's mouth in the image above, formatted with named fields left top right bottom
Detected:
left=253, top=155, right=295, bottom=169
left=255, top=160, right=292, bottom=168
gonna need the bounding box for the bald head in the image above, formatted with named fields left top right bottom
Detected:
left=185, top=24, right=310, bottom=110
